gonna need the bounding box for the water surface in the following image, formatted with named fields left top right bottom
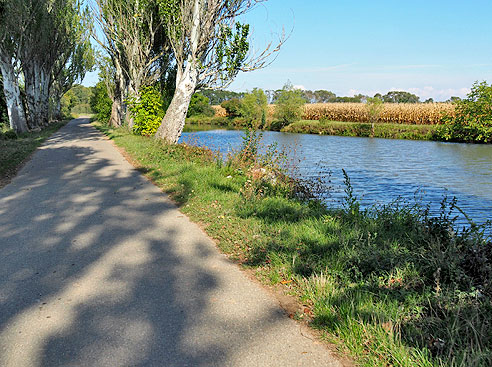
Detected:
left=180, top=129, right=492, bottom=229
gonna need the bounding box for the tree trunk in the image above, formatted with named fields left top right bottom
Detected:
left=155, top=0, right=201, bottom=144
left=38, top=67, right=50, bottom=126
left=154, top=65, right=197, bottom=144
left=109, top=98, right=123, bottom=127
left=52, top=96, right=62, bottom=120
left=0, top=58, right=28, bottom=133
left=24, top=61, right=42, bottom=129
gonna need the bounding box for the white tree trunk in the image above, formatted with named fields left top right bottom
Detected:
left=39, top=68, right=50, bottom=126
left=154, top=65, right=198, bottom=144
left=154, top=0, right=201, bottom=144
left=0, top=58, right=28, bottom=133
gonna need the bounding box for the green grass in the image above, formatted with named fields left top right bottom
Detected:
left=282, top=120, right=438, bottom=140
left=0, top=120, right=69, bottom=186
left=95, top=122, right=492, bottom=367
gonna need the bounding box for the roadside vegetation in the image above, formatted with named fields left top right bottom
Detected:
left=0, top=120, right=68, bottom=187
left=95, top=120, right=492, bottom=367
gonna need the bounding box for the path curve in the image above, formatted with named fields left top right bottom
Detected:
left=0, top=118, right=342, bottom=367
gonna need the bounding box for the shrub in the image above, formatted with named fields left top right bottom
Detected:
left=187, top=93, right=215, bottom=117
left=128, top=86, right=164, bottom=136
left=221, top=98, right=243, bottom=117
left=274, top=82, right=305, bottom=127
left=90, top=81, right=112, bottom=123
left=240, top=88, right=267, bottom=128
left=434, top=81, right=492, bottom=143
left=1, top=129, right=18, bottom=140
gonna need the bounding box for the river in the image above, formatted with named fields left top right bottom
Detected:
left=180, top=128, right=492, bottom=230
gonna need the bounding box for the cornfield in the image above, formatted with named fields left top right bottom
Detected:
left=212, top=103, right=456, bottom=125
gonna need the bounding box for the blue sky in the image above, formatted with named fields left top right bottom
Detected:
left=83, top=0, right=492, bottom=101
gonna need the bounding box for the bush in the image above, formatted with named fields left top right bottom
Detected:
left=274, top=82, right=305, bottom=127
left=221, top=98, right=243, bottom=117
left=128, top=86, right=164, bottom=136
left=187, top=93, right=215, bottom=117
left=1, top=129, right=18, bottom=140
left=434, top=81, right=492, bottom=143
left=240, top=88, right=267, bottom=128
left=90, top=81, right=112, bottom=123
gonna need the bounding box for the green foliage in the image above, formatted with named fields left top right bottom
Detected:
left=201, top=89, right=245, bottom=105
left=215, top=22, right=250, bottom=84
left=90, top=81, right=112, bottom=123
left=1, top=130, right=18, bottom=140
left=366, top=96, right=384, bottom=123
left=221, top=98, right=243, bottom=117
left=187, top=93, right=214, bottom=117
left=61, top=84, right=93, bottom=117
left=382, top=91, right=420, bottom=103
left=274, top=82, right=306, bottom=127
left=240, top=88, right=267, bottom=127
left=434, top=81, right=492, bottom=143
left=128, top=86, right=164, bottom=136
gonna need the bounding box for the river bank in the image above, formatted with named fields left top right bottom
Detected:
left=95, top=121, right=492, bottom=367
left=185, top=116, right=439, bottom=141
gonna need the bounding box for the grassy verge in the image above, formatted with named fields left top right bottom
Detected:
left=282, top=120, right=438, bottom=140
left=94, top=122, right=491, bottom=367
left=0, top=120, right=69, bottom=188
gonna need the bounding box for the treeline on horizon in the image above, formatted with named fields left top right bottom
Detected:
left=198, top=88, right=461, bottom=105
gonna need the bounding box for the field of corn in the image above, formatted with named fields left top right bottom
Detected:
left=212, top=103, right=456, bottom=125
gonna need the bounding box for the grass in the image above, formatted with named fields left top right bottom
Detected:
left=94, top=121, right=492, bottom=367
left=282, top=119, right=438, bottom=140
left=0, top=120, right=69, bottom=187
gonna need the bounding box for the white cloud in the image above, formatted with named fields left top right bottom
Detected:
left=293, top=84, right=306, bottom=91
left=407, top=86, right=470, bottom=101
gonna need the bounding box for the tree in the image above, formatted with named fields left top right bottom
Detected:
left=187, top=93, right=214, bottom=117
left=0, top=0, right=29, bottom=132
left=434, top=81, right=492, bottom=143
left=93, top=0, right=168, bottom=127
left=200, top=89, right=245, bottom=104
left=314, top=90, right=336, bottom=103
left=90, top=80, right=112, bottom=123
left=50, top=5, right=95, bottom=119
left=240, top=88, right=267, bottom=127
left=154, top=0, right=284, bottom=143
left=382, top=91, right=420, bottom=103
left=366, top=96, right=383, bottom=136
left=274, top=82, right=305, bottom=127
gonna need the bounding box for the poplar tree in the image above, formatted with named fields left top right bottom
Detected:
left=154, top=0, right=284, bottom=143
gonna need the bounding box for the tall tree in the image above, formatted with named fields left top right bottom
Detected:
left=50, top=5, right=95, bottom=119
left=93, top=0, right=168, bottom=127
left=154, top=0, right=284, bottom=143
left=0, top=0, right=30, bottom=132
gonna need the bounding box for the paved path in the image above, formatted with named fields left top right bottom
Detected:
left=0, top=118, right=342, bottom=367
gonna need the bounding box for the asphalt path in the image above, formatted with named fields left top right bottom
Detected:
left=0, top=118, right=342, bottom=367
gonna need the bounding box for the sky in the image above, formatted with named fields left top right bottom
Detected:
left=83, top=0, right=492, bottom=101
